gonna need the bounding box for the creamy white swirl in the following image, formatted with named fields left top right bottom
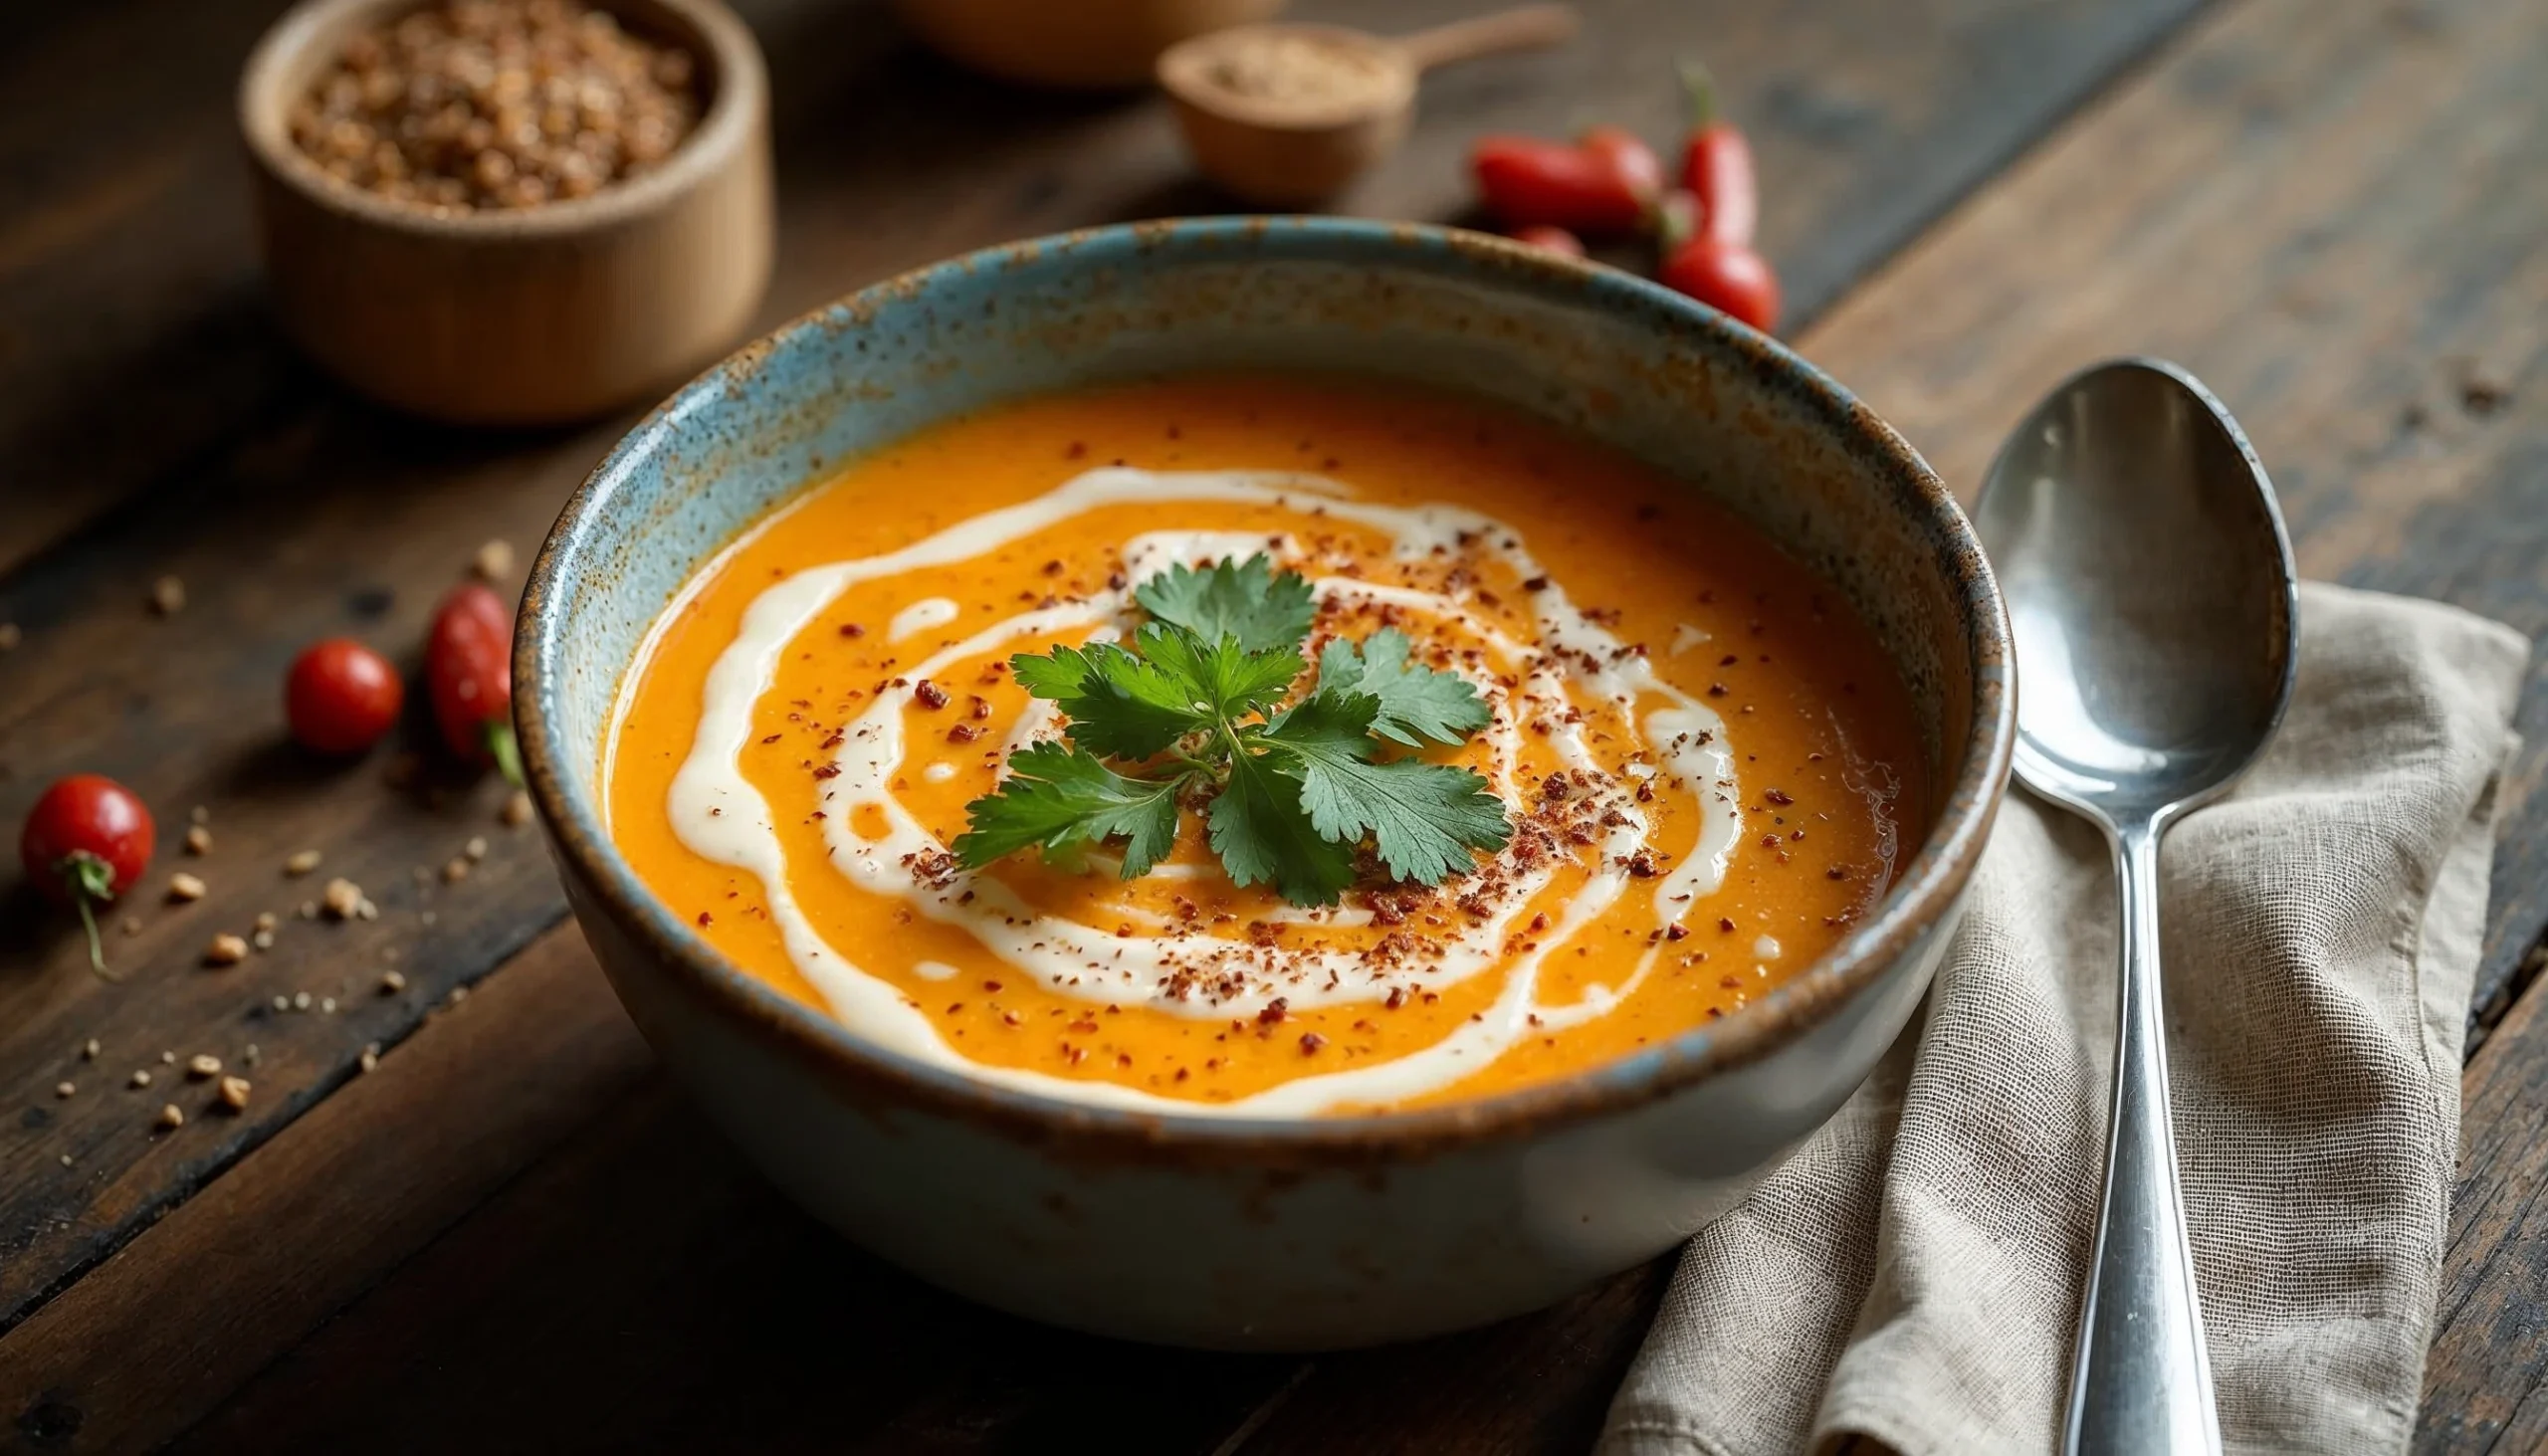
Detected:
left=649, top=469, right=1743, bottom=1116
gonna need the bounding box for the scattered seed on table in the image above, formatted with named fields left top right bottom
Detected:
left=253, top=911, right=279, bottom=933
left=217, top=1075, right=252, bottom=1112
left=156, top=1103, right=184, bottom=1130
left=244, top=1043, right=260, bottom=1066
left=442, top=857, right=471, bottom=884
left=161, top=1050, right=176, bottom=1064
left=381, top=969, right=407, bottom=993
left=129, top=1069, right=152, bottom=1089
left=359, top=1043, right=381, bottom=1074
left=298, top=901, right=318, bottom=920
left=502, top=790, right=533, bottom=827
left=205, top=933, right=248, bottom=966
left=59, top=1153, right=72, bottom=1167
left=293, top=991, right=313, bottom=1011
left=120, top=915, right=142, bottom=936
left=320, top=996, right=338, bottom=1014
left=321, top=878, right=362, bottom=919
left=168, top=872, right=207, bottom=902
left=252, top=929, right=276, bottom=950
left=188, top=1055, right=221, bottom=1079
left=474, top=538, right=516, bottom=580
left=447, top=985, right=471, bottom=1007
left=82, top=1038, right=100, bottom=1061
left=149, top=575, right=185, bottom=616
left=356, top=897, right=378, bottom=921
left=271, top=994, right=291, bottom=1012
left=184, top=825, right=212, bottom=856
left=285, top=849, right=323, bottom=876
left=55, top=1081, right=74, bottom=1099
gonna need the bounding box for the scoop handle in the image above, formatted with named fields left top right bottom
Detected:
left=2065, top=818, right=2223, bottom=1456
left=1396, top=4, right=1580, bottom=73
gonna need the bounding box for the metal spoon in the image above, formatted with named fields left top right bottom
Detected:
left=1974, top=358, right=2297, bottom=1456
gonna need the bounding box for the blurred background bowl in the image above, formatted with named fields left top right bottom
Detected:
left=238, top=0, right=774, bottom=426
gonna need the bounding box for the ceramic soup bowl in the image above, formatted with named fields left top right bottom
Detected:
left=518, top=218, right=2014, bottom=1351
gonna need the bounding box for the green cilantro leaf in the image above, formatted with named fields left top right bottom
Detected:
left=951, top=741, right=1183, bottom=879
left=1256, top=694, right=1512, bottom=885
left=957, top=554, right=1513, bottom=904
left=1134, top=554, right=1318, bottom=653
left=1135, top=623, right=1302, bottom=722
left=1010, top=640, right=1209, bottom=758
left=1208, top=747, right=1357, bottom=906
left=1313, top=627, right=1494, bottom=747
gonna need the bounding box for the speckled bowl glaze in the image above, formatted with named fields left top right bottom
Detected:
left=519, top=218, right=2014, bottom=1351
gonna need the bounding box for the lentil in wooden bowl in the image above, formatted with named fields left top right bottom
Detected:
left=240, top=0, right=772, bottom=425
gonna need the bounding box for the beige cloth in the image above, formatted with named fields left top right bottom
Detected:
left=1599, top=583, right=2530, bottom=1456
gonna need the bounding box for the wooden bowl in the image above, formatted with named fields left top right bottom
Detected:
left=892, top=0, right=1287, bottom=90
left=239, top=0, right=773, bottom=426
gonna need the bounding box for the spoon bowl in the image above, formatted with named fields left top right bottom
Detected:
left=1978, top=359, right=2297, bottom=821
left=1977, top=356, right=2297, bottom=1456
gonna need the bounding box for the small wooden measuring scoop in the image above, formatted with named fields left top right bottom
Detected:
left=1159, top=5, right=1580, bottom=207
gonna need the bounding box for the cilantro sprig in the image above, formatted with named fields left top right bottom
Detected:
left=951, top=556, right=1511, bottom=906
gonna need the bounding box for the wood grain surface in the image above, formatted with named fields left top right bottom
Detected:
left=15, top=0, right=2548, bottom=1449
left=0, top=0, right=2210, bottom=1351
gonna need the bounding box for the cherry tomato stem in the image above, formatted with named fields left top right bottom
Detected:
left=22, top=774, right=153, bottom=978
left=426, top=582, right=522, bottom=787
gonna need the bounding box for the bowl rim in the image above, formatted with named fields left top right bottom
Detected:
left=517, top=217, right=2015, bottom=1162
left=236, top=0, right=765, bottom=239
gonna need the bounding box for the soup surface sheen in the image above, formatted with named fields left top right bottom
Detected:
left=606, top=376, right=1925, bottom=1116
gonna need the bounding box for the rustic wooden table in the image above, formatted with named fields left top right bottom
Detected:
left=2, top=0, right=2542, bottom=1450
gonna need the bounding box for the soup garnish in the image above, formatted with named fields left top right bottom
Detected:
left=955, top=554, right=1510, bottom=904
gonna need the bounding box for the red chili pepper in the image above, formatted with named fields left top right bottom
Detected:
left=22, top=774, right=153, bottom=977
left=1472, top=132, right=1659, bottom=236
left=1676, top=62, right=1758, bottom=246
left=1659, top=232, right=1782, bottom=333
left=1511, top=224, right=1586, bottom=257
left=426, top=581, right=521, bottom=785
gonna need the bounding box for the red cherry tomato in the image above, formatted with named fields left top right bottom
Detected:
left=1472, top=134, right=1657, bottom=236
left=287, top=639, right=405, bottom=755
left=426, top=581, right=521, bottom=784
left=1676, top=62, right=1759, bottom=246
left=1659, top=235, right=1783, bottom=334
left=22, top=773, right=153, bottom=976
left=1511, top=224, right=1586, bottom=257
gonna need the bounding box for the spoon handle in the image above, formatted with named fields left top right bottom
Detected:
left=1395, top=5, right=1581, bottom=74
left=2066, top=819, right=2222, bottom=1456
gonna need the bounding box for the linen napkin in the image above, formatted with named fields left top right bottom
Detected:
left=1598, top=582, right=2531, bottom=1456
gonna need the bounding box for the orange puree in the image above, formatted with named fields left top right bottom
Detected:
left=605, top=375, right=1926, bottom=1115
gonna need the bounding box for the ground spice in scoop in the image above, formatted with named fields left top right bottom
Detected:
left=1196, top=32, right=1396, bottom=111
left=289, top=0, right=703, bottom=213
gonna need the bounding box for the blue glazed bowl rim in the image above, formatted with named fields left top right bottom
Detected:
left=519, top=217, right=2014, bottom=1157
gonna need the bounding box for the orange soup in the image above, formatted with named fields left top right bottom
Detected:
left=605, top=376, right=1925, bottom=1115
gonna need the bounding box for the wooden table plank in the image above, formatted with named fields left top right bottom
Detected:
left=2421, top=944, right=2548, bottom=1454
left=0, top=0, right=2213, bottom=1352
left=124, top=0, right=2546, bottom=1444
left=1797, top=0, right=2548, bottom=1026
